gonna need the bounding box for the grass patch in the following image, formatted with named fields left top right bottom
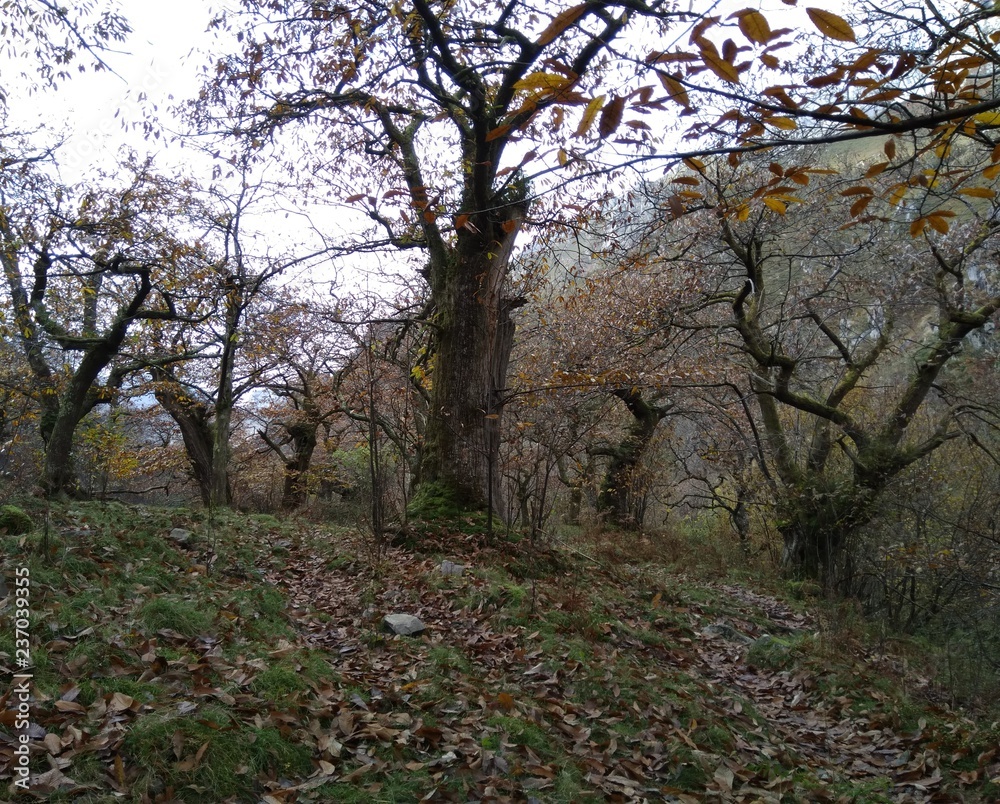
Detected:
left=125, top=709, right=312, bottom=800
left=136, top=596, right=215, bottom=637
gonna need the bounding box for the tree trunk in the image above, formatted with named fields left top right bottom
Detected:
left=596, top=389, right=670, bottom=530
left=280, top=423, right=318, bottom=510
left=152, top=370, right=222, bottom=507
left=414, top=213, right=524, bottom=517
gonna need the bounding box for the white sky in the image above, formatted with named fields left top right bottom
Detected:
left=5, top=0, right=220, bottom=179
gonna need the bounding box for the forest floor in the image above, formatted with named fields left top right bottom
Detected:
left=0, top=501, right=998, bottom=803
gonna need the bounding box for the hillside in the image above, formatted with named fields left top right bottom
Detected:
left=1, top=502, right=998, bottom=802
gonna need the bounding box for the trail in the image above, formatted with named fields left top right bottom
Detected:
left=263, top=535, right=993, bottom=802
left=689, top=583, right=965, bottom=803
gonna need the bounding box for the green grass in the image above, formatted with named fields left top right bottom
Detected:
left=124, top=708, right=313, bottom=800
left=1, top=500, right=997, bottom=802
left=136, top=596, right=216, bottom=637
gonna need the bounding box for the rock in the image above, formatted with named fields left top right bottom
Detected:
left=382, top=613, right=426, bottom=636
left=702, top=620, right=753, bottom=645
left=167, top=528, right=193, bottom=546
left=439, top=560, right=465, bottom=577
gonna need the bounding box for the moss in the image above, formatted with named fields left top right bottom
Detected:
left=406, top=481, right=488, bottom=532
left=0, top=504, right=34, bottom=535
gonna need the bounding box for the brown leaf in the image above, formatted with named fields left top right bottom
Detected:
left=657, top=73, right=690, bottom=108
left=598, top=96, right=625, bottom=138
left=736, top=9, right=772, bottom=44
left=485, top=124, right=511, bottom=142
left=172, top=729, right=185, bottom=761
left=700, top=44, right=741, bottom=84
left=806, top=8, right=856, bottom=42
left=537, top=5, right=588, bottom=46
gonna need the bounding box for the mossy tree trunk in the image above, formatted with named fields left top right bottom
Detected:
left=594, top=389, right=671, bottom=530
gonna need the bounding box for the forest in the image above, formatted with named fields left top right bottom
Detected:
left=2, top=0, right=1000, bottom=801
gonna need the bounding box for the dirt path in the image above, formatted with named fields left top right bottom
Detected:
left=690, top=584, right=963, bottom=803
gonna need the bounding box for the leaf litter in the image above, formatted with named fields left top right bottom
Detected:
left=0, top=506, right=997, bottom=802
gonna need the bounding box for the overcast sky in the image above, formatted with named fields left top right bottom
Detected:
left=7, top=0, right=222, bottom=179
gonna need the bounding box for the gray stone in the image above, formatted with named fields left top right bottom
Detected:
left=702, top=620, right=753, bottom=645
left=439, top=560, right=465, bottom=577
left=167, top=528, right=193, bottom=546
left=382, top=613, right=426, bottom=636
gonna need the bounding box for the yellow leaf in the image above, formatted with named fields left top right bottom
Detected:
left=974, top=110, right=1000, bottom=126
left=557, top=148, right=568, bottom=166
left=983, top=163, right=1000, bottom=180
left=888, top=184, right=908, bottom=206
left=513, top=72, right=570, bottom=92
left=806, top=8, right=856, bottom=42
left=958, top=186, right=996, bottom=198
left=763, top=197, right=786, bottom=213
left=865, top=161, right=889, bottom=178
left=737, top=9, right=772, bottom=44
left=736, top=203, right=751, bottom=221
left=768, top=116, right=797, bottom=130
left=575, top=95, right=605, bottom=137
left=684, top=157, right=706, bottom=172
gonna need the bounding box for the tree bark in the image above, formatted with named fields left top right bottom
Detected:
left=596, top=389, right=670, bottom=530
left=415, top=210, right=525, bottom=515
left=151, top=368, right=224, bottom=507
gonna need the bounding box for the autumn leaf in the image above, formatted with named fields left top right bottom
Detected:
left=958, top=186, right=996, bottom=199
left=806, top=8, right=856, bottom=42
left=485, top=124, right=511, bottom=142
left=598, top=95, right=625, bottom=138
left=850, top=195, right=873, bottom=216
left=700, top=43, right=741, bottom=83
left=576, top=95, right=605, bottom=137
left=735, top=9, right=773, bottom=44
left=537, top=4, right=588, bottom=46
left=657, top=72, right=690, bottom=108
left=927, top=212, right=951, bottom=233
left=513, top=71, right=570, bottom=92
left=767, top=116, right=797, bottom=130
